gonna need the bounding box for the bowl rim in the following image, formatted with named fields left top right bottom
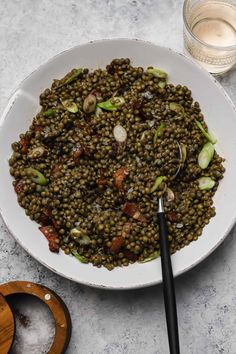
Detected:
left=1, top=38, right=236, bottom=290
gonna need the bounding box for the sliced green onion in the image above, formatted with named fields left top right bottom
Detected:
left=195, top=120, right=217, bottom=144
left=147, top=67, right=167, bottom=79
left=169, top=102, right=184, bottom=114
left=72, top=251, right=88, bottom=263
left=97, top=97, right=125, bottom=111
left=57, top=69, right=83, bottom=88
left=70, top=228, right=91, bottom=245
left=26, top=167, right=48, bottom=185
left=65, top=68, right=83, bottom=85
left=150, top=176, right=165, bottom=193
left=198, top=177, right=216, bottom=190
left=61, top=99, right=78, bottom=113
left=158, top=81, right=166, bottom=89
left=43, top=108, right=56, bottom=117
left=140, top=251, right=160, bottom=263
left=153, top=122, right=165, bottom=144
left=198, top=142, right=215, bottom=169
left=180, top=143, right=187, bottom=164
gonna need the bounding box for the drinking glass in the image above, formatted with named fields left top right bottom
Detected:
left=183, top=0, right=236, bottom=75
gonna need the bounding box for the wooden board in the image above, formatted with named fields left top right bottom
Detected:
left=0, top=281, right=72, bottom=354
left=0, top=293, right=15, bottom=354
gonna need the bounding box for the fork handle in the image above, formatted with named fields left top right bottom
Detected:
left=158, top=211, right=180, bottom=354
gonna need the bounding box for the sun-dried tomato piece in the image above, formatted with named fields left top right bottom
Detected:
left=132, top=100, right=143, bottom=112
left=39, top=206, right=60, bottom=229
left=34, top=125, right=44, bottom=133
left=113, top=167, right=128, bottom=192
left=97, top=178, right=107, bottom=186
left=39, top=207, right=52, bottom=226
left=123, top=250, right=137, bottom=262
left=97, top=169, right=107, bottom=187
left=51, top=164, right=62, bottom=178
left=39, top=226, right=59, bottom=253
left=20, top=136, right=30, bottom=154
left=73, top=144, right=84, bottom=163
left=52, top=218, right=60, bottom=230
left=122, top=202, right=147, bottom=223
left=167, top=211, right=179, bottom=222
left=109, top=222, right=132, bottom=254
left=110, top=236, right=124, bottom=254
left=14, top=180, right=24, bottom=194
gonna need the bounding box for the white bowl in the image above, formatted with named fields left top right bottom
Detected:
left=1, top=39, right=236, bottom=289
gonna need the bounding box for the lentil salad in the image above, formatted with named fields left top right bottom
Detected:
left=9, top=58, right=225, bottom=270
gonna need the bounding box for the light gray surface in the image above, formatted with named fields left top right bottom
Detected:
left=1, top=1, right=236, bottom=353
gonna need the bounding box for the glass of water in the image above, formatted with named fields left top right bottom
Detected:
left=183, top=0, right=236, bottom=75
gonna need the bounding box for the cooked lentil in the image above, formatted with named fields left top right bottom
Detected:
left=9, top=58, right=225, bottom=269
